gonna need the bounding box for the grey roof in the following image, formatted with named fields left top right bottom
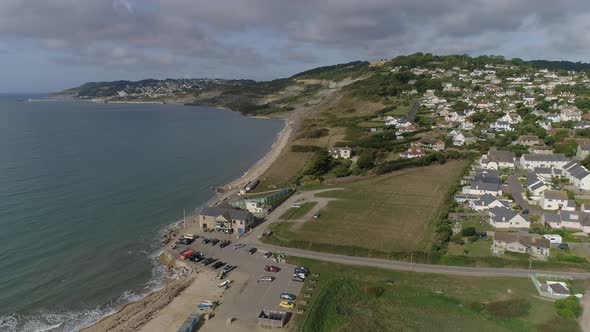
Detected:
left=200, top=206, right=253, bottom=220
left=565, top=200, right=577, bottom=208
left=548, top=283, right=570, bottom=295
left=564, top=161, right=590, bottom=180
left=472, top=193, right=509, bottom=207
left=557, top=211, right=590, bottom=226
left=542, top=190, right=568, bottom=200
left=543, top=213, right=560, bottom=223
left=489, top=206, right=521, bottom=223
left=483, top=150, right=515, bottom=164
left=579, top=144, right=590, bottom=151
left=522, top=153, right=568, bottom=162
left=533, top=167, right=562, bottom=176
left=529, top=181, right=547, bottom=192
left=494, top=232, right=550, bottom=249
left=474, top=169, right=501, bottom=184
left=471, top=181, right=501, bottom=192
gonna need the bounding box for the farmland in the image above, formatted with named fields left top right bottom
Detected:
left=289, top=257, right=580, bottom=332
left=267, top=160, right=467, bottom=253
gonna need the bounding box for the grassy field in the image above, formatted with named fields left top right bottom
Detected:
left=281, top=202, right=318, bottom=220
left=289, top=257, right=580, bottom=332
left=269, top=161, right=467, bottom=252
left=448, top=238, right=494, bottom=257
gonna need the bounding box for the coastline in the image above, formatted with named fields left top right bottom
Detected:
left=80, top=111, right=293, bottom=331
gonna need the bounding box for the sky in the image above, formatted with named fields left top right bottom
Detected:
left=2, top=0, right=590, bottom=92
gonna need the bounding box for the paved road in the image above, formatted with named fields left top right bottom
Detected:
left=506, top=174, right=532, bottom=210
left=407, top=99, right=420, bottom=121
left=237, top=189, right=590, bottom=279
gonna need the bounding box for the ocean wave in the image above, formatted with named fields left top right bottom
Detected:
left=5, top=244, right=169, bottom=332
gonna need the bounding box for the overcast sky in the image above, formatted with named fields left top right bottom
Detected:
left=1, top=0, right=590, bottom=92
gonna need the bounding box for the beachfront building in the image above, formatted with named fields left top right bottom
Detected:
left=198, top=203, right=255, bottom=235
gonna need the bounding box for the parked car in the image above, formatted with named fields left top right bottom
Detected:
left=295, top=266, right=310, bottom=275
left=223, top=265, right=236, bottom=273
left=263, top=252, right=273, bottom=258
left=293, top=272, right=307, bottom=279
left=248, top=247, right=257, bottom=255
left=280, top=293, right=297, bottom=301
left=218, top=280, right=232, bottom=288
left=558, top=243, right=569, bottom=250
left=313, top=213, right=320, bottom=219
left=258, top=276, right=275, bottom=282
left=212, top=261, right=225, bottom=269
left=202, top=237, right=210, bottom=244
left=209, top=238, right=220, bottom=246
left=176, top=238, right=193, bottom=245
left=179, top=250, right=194, bottom=260
left=219, top=240, right=230, bottom=248
left=233, top=243, right=246, bottom=250
left=292, top=276, right=305, bottom=282
left=188, top=252, right=203, bottom=262
left=201, top=258, right=215, bottom=266
left=279, top=301, right=295, bottom=309
left=265, top=265, right=280, bottom=272
left=181, top=234, right=197, bottom=240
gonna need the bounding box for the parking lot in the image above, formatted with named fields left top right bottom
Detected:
left=170, top=234, right=304, bottom=330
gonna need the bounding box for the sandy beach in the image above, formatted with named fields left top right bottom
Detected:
left=80, top=113, right=294, bottom=332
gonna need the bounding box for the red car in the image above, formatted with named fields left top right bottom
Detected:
left=264, top=265, right=280, bottom=272
left=180, top=249, right=194, bottom=260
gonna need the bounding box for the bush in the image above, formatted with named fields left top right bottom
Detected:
left=485, top=298, right=530, bottom=319
left=301, top=128, right=329, bottom=138
left=291, top=145, right=322, bottom=153
left=450, top=234, right=464, bottom=245
left=555, top=296, right=582, bottom=319
left=461, top=227, right=476, bottom=237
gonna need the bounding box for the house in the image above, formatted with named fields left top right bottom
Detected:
left=539, top=190, right=568, bottom=210
left=452, top=132, right=477, bottom=146
left=400, top=147, right=425, bottom=159
left=560, top=106, right=582, bottom=122
left=543, top=210, right=590, bottom=233
left=454, top=193, right=480, bottom=203
left=488, top=206, right=530, bottom=229
left=420, top=138, right=445, bottom=151
left=516, top=135, right=544, bottom=147
left=245, top=200, right=272, bottom=215
left=519, top=154, right=569, bottom=170
left=490, top=120, right=513, bottom=132
left=530, top=145, right=553, bottom=154
left=198, top=204, right=255, bottom=235
left=575, top=121, right=590, bottom=130
left=527, top=173, right=549, bottom=199
left=469, top=193, right=511, bottom=211
left=329, top=146, right=352, bottom=159
left=480, top=150, right=516, bottom=169
left=540, top=282, right=571, bottom=298
left=492, top=232, right=550, bottom=259
left=577, top=144, right=590, bottom=160
left=562, top=161, right=590, bottom=190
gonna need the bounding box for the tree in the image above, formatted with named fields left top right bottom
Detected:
left=554, top=141, right=577, bottom=157
left=554, top=296, right=582, bottom=319
left=461, top=227, right=476, bottom=237
left=304, top=151, right=333, bottom=176
left=357, top=150, right=375, bottom=170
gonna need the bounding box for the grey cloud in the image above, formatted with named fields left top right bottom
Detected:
left=2, top=0, right=590, bottom=77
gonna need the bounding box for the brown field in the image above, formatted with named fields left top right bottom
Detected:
left=275, top=161, right=467, bottom=252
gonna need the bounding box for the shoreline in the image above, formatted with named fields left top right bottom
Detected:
left=80, top=109, right=294, bottom=331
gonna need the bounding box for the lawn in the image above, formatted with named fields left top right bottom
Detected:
left=269, top=161, right=467, bottom=252
left=289, top=257, right=579, bottom=332
left=448, top=238, right=494, bottom=257
left=280, top=202, right=318, bottom=220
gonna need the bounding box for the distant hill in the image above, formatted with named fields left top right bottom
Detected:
left=527, top=60, right=590, bottom=72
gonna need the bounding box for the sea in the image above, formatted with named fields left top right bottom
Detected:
left=0, top=94, right=284, bottom=331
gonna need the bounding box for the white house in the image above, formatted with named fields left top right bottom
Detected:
left=543, top=211, right=590, bottom=234
left=527, top=173, right=549, bottom=200
left=539, top=190, right=568, bottom=210
left=329, top=146, right=352, bottom=159
left=488, top=206, right=530, bottom=229
left=469, top=194, right=511, bottom=211
left=562, top=161, right=590, bottom=190
left=519, top=154, right=569, bottom=170
left=480, top=150, right=516, bottom=169
left=492, top=232, right=550, bottom=259
left=490, top=120, right=513, bottom=132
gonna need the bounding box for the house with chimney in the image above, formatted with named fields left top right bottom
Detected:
left=488, top=206, right=530, bottom=229
left=492, top=232, right=550, bottom=260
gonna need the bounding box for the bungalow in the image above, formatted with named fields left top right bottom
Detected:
left=492, top=232, right=550, bottom=260
left=454, top=193, right=480, bottom=204
left=395, top=124, right=418, bottom=136
left=540, top=282, right=571, bottom=298
left=562, top=161, right=590, bottom=190
left=539, top=190, right=568, bottom=210
left=420, top=138, right=445, bottom=151
left=480, top=150, right=516, bottom=169
left=516, top=135, right=544, bottom=147
left=469, top=193, right=511, bottom=211
left=488, top=207, right=530, bottom=229
left=543, top=210, right=590, bottom=233
left=198, top=204, right=255, bottom=235
left=400, top=147, right=425, bottom=159
left=329, top=146, right=352, bottom=159
left=519, top=154, right=569, bottom=170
